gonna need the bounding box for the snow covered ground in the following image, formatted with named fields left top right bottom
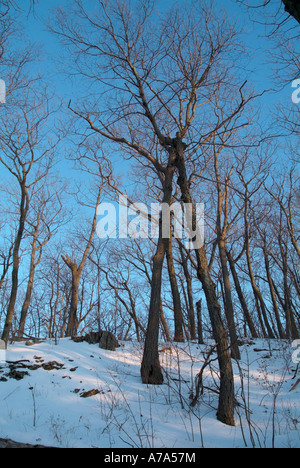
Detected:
left=0, top=338, right=299, bottom=448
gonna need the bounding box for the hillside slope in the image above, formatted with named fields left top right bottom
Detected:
left=0, top=338, right=299, bottom=448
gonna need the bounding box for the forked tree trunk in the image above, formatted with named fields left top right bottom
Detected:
left=62, top=187, right=102, bottom=338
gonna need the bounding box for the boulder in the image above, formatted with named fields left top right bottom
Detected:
left=84, top=331, right=102, bottom=344
left=72, top=330, right=120, bottom=351
left=99, top=331, right=120, bottom=351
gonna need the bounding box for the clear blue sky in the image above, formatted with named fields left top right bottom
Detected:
left=21, top=0, right=290, bottom=100
left=16, top=0, right=294, bottom=181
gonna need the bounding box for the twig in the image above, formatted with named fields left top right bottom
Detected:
left=190, top=345, right=218, bottom=407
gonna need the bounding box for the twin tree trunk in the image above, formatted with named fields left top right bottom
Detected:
left=142, top=138, right=235, bottom=426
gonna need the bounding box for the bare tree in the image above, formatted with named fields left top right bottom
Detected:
left=61, top=185, right=103, bottom=338
left=18, top=181, right=66, bottom=337
left=50, top=0, right=260, bottom=425
left=0, top=88, right=63, bottom=342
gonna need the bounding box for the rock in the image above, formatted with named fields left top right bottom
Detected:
left=85, top=331, right=102, bottom=344
left=72, top=336, right=85, bottom=343
left=99, top=331, right=120, bottom=351
left=0, top=438, right=56, bottom=448
left=41, top=361, right=64, bottom=371
left=80, top=389, right=100, bottom=398
left=72, top=330, right=120, bottom=351
left=6, top=369, right=29, bottom=380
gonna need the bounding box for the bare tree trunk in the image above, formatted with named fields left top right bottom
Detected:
left=160, top=299, right=171, bottom=343
left=243, top=199, right=275, bottom=339
left=2, top=184, right=29, bottom=342
left=175, top=144, right=235, bottom=426
left=179, top=243, right=197, bottom=341
left=218, top=238, right=241, bottom=360
left=166, top=232, right=184, bottom=342
left=196, top=299, right=204, bottom=345
left=262, top=244, right=285, bottom=339
left=141, top=234, right=166, bottom=385
left=141, top=162, right=175, bottom=385
left=226, top=249, right=258, bottom=339
left=62, top=187, right=102, bottom=338
left=278, top=234, right=299, bottom=340
left=66, top=269, right=80, bottom=337
left=0, top=244, right=13, bottom=292
left=18, top=234, right=38, bottom=338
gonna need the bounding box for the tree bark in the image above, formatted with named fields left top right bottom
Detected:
left=196, top=299, right=204, bottom=345
left=166, top=231, right=184, bottom=342
left=66, top=268, right=80, bottom=337
left=218, top=238, right=241, bottom=360
left=226, top=248, right=258, bottom=339
left=141, top=162, right=176, bottom=385
left=179, top=243, right=197, bottom=341
left=18, top=250, right=37, bottom=338
left=262, top=244, right=285, bottom=339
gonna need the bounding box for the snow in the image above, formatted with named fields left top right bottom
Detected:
left=0, top=338, right=299, bottom=448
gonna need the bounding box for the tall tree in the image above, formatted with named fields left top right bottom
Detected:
left=51, top=0, right=258, bottom=425
left=18, top=182, right=65, bottom=337
left=0, top=88, right=63, bottom=342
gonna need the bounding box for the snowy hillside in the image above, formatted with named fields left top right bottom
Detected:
left=0, top=338, right=299, bottom=449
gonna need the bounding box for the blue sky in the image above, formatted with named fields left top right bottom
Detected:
left=13, top=0, right=296, bottom=183
left=21, top=0, right=291, bottom=101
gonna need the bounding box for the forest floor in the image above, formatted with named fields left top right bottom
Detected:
left=0, top=337, right=299, bottom=448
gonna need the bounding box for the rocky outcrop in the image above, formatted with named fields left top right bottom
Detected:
left=73, top=331, right=120, bottom=351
